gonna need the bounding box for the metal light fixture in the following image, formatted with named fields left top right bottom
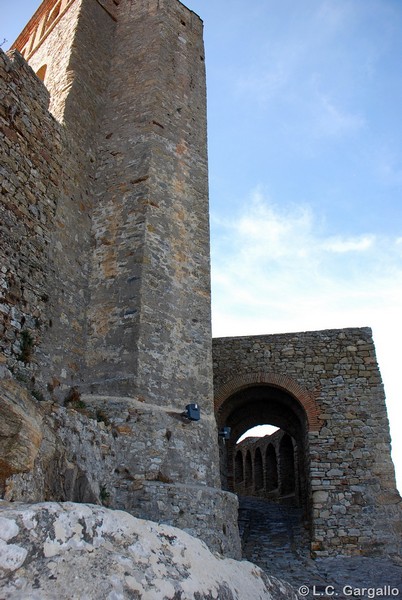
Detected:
left=183, top=403, right=200, bottom=421
left=219, top=427, right=231, bottom=440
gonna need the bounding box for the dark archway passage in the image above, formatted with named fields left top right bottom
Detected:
left=216, top=382, right=312, bottom=563
left=234, top=429, right=300, bottom=503
left=234, top=450, right=244, bottom=485
left=217, top=384, right=310, bottom=507
left=254, top=447, right=264, bottom=491
left=245, top=450, right=253, bottom=491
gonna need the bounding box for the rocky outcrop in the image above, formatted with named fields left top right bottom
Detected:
left=0, top=380, right=241, bottom=558
left=0, top=502, right=296, bottom=599
left=0, top=377, right=115, bottom=505
left=0, top=378, right=43, bottom=489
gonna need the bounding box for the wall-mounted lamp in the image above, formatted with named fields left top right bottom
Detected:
left=183, top=403, right=200, bottom=421
left=218, top=427, right=231, bottom=440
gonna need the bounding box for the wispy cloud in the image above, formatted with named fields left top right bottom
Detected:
left=211, top=189, right=402, bottom=335
left=322, top=234, right=375, bottom=253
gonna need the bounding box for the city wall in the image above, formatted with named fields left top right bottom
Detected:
left=213, top=328, right=402, bottom=556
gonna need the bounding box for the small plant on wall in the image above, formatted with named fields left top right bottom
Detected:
left=18, top=330, right=34, bottom=364
left=100, top=485, right=110, bottom=506
left=64, top=387, right=87, bottom=414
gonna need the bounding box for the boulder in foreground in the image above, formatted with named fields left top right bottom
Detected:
left=0, top=501, right=297, bottom=599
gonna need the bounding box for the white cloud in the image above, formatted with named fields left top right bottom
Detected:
left=211, top=190, right=402, bottom=491
left=322, top=234, right=375, bottom=253
left=234, top=190, right=313, bottom=260
left=212, top=190, right=402, bottom=328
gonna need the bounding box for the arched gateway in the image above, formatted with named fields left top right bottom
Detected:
left=215, top=372, right=319, bottom=517
left=213, top=329, right=401, bottom=557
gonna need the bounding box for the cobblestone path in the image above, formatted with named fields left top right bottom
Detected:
left=238, top=496, right=402, bottom=599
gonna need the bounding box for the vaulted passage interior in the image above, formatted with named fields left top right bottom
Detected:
left=233, top=430, right=300, bottom=502
left=216, top=384, right=311, bottom=518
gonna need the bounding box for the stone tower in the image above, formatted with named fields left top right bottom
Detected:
left=4, top=0, right=400, bottom=564
left=2, top=0, right=240, bottom=556
left=12, top=0, right=212, bottom=402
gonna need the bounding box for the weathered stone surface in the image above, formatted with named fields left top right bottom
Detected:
left=0, top=379, right=43, bottom=487
left=0, top=502, right=296, bottom=600
left=3, top=392, right=241, bottom=558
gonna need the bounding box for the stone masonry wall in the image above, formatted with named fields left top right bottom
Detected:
left=1, top=49, right=62, bottom=394
left=16, top=0, right=82, bottom=124
left=19, top=0, right=116, bottom=397
left=85, top=0, right=221, bottom=491
left=87, top=0, right=213, bottom=412
left=1, top=0, right=241, bottom=558
left=1, top=0, right=116, bottom=401
left=213, top=328, right=402, bottom=557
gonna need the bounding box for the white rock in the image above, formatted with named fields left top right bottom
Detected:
left=0, top=517, right=19, bottom=541
left=0, top=539, right=27, bottom=571
left=0, top=502, right=296, bottom=599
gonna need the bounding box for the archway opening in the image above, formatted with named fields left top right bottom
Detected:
left=279, top=432, right=296, bottom=497
left=254, top=447, right=264, bottom=491
left=233, top=425, right=300, bottom=504
left=245, top=450, right=252, bottom=490
left=234, top=450, right=244, bottom=485
left=217, top=384, right=309, bottom=507
left=216, top=382, right=312, bottom=562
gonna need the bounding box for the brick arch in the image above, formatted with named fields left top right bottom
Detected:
left=214, top=371, right=321, bottom=432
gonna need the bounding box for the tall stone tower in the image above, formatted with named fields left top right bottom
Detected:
left=3, top=0, right=240, bottom=555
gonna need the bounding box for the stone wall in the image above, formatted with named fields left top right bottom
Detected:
left=213, top=328, right=402, bottom=557
left=86, top=0, right=213, bottom=410
left=16, top=0, right=83, bottom=124
left=1, top=377, right=240, bottom=557
left=7, top=0, right=219, bottom=482
left=1, top=0, right=115, bottom=400
left=1, top=0, right=240, bottom=558
left=1, top=48, right=62, bottom=394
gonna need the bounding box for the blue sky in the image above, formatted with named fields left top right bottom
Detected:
left=2, top=0, right=402, bottom=491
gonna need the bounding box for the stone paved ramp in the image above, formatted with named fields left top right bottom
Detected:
left=238, top=496, right=402, bottom=599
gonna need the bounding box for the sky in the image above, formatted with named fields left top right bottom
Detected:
left=2, top=0, right=402, bottom=491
